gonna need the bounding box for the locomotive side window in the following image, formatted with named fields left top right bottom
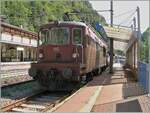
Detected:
left=96, top=43, right=100, bottom=51
left=86, top=36, right=91, bottom=45
left=73, top=28, right=82, bottom=45
left=87, top=37, right=90, bottom=45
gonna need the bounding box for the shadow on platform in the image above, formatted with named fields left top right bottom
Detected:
left=116, top=99, right=142, bottom=112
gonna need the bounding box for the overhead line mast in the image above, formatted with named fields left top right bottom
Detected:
left=109, top=0, right=114, bottom=73
left=110, top=0, right=113, bottom=27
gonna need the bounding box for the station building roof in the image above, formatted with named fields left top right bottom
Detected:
left=1, top=22, right=38, bottom=39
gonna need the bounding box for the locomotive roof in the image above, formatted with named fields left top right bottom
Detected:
left=40, top=21, right=86, bottom=28
left=40, top=21, right=107, bottom=48
left=59, top=21, right=87, bottom=26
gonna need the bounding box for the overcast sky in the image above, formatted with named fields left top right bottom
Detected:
left=89, top=0, right=149, bottom=32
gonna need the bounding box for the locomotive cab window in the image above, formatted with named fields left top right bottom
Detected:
left=49, top=27, right=69, bottom=45
left=73, top=28, right=82, bottom=45
left=39, top=29, right=49, bottom=45
left=39, top=27, right=69, bottom=45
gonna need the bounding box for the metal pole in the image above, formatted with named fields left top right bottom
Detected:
left=109, top=0, right=114, bottom=73
left=137, top=6, right=141, bottom=38
left=136, top=6, right=141, bottom=74
left=131, top=24, right=133, bottom=30
left=110, top=38, right=114, bottom=73
left=133, top=16, right=137, bottom=73
left=136, top=6, right=141, bottom=68
left=133, top=17, right=136, bottom=31
left=110, top=0, right=113, bottom=27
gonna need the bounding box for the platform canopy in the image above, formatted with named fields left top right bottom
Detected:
left=103, top=26, right=134, bottom=51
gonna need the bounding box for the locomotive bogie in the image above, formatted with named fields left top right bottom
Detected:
left=29, top=63, right=81, bottom=82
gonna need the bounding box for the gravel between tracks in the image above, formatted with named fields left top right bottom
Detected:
left=1, top=74, right=33, bottom=87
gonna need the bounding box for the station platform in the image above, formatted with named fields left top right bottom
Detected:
left=50, top=63, right=150, bottom=112
left=1, top=62, right=33, bottom=86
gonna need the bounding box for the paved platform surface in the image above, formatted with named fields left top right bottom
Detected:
left=50, top=63, right=149, bottom=112
left=51, top=76, right=104, bottom=112
left=92, top=64, right=149, bottom=112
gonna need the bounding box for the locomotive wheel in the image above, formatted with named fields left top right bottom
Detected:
left=86, top=72, right=93, bottom=82
left=93, top=70, right=98, bottom=76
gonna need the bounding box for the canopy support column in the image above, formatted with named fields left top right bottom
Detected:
left=110, top=38, right=114, bottom=73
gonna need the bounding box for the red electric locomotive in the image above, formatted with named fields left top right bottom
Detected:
left=29, top=21, right=108, bottom=90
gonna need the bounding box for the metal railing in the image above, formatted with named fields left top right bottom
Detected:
left=138, top=62, right=149, bottom=93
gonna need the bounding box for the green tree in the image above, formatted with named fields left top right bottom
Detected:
left=1, top=1, right=30, bottom=30
left=140, top=27, right=150, bottom=63
left=1, top=0, right=107, bottom=32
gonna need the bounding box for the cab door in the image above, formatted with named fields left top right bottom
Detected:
left=72, top=28, right=84, bottom=64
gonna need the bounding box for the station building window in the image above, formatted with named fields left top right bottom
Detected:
left=1, top=43, right=37, bottom=62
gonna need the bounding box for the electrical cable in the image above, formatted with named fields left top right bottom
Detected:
left=113, top=9, right=135, bottom=18
left=118, top=10, right=136, bottom=26
left=126, top=18, right=134, bottom=27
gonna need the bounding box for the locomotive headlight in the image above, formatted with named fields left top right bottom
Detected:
left=72, top=53, right=78, bottom=58
left=38, top=49, right=44, bottom=59
left=39, top=53, right=43, bottom=58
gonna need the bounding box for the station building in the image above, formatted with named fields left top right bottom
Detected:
left=0, top=21, right=38, bottom=84
left=0, top=22, right=38, bottom=62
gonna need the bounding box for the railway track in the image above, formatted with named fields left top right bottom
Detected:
left=1, top=90, right=73, bottom=112
left=1, top=82, right=83, bottom=112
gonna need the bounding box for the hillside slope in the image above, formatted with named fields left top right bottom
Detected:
left=1, top=0, right=107, bottom=32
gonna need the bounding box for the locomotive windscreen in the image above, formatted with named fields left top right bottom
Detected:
left=39, top=27, right=69, bottom=45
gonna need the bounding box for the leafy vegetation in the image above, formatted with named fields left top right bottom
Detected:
left=1, top=0, right=107, bottom=32
left=140, top=27, right=150, bottom=63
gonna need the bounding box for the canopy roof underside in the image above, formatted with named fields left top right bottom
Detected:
left=103, top=26, right=136, bottom=51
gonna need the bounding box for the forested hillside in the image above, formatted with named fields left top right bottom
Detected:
left=1, top=0, right=107, bottom=32
left=140, top=27, right=150, bottom=63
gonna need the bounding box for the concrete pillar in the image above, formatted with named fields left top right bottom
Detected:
left=110, top=38, right=114, bottom=73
